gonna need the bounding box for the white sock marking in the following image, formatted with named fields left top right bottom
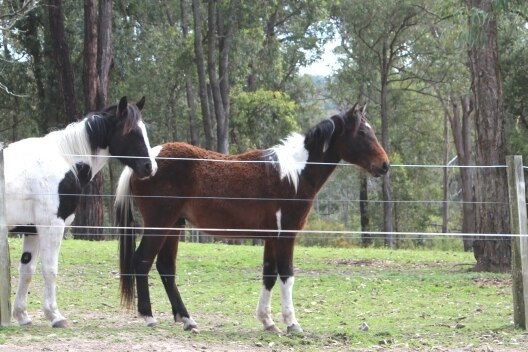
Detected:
left=280, top=277, right=299, bottom=327
left=256, top=286, right=275, bottom=328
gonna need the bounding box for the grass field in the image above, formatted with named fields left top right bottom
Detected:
left=1, top=238, right=527, bottom=351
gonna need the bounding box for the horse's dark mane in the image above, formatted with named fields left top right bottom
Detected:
left=304, top=115, right=343, bottom=155
left=99, top=102, right=142, bottom=133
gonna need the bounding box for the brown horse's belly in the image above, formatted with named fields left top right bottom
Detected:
left=183, top=199, right=279, bottom=239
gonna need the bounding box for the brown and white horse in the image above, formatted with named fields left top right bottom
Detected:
left=114, top=104, right=389, bottom=333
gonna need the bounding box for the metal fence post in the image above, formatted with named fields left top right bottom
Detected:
left=0, top=143, right=11, bottom=326
left=506, top=155, right=528, bottom=329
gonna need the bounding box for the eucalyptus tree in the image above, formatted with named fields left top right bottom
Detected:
left=331, top=0, right=433, bottom=247
left=465, top=0, right=510, bottom=272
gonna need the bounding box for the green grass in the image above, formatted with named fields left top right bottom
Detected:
left=1, top=238, right=527, bottom=351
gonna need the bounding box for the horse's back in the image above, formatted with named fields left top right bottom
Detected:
left=130, top=142, right=301, bottom=237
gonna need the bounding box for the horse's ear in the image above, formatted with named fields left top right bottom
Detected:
left=136, top=96, right=145, bottom=111
left=118, top=96, right=128, bottom=118
left=344, top=103, right=362, bottom=136
left=362, top=103, right=368, bottom=115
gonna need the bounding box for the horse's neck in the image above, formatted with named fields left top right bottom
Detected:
left=300, top=152, right=340, bottom=195
left=89, top=148, right=110, bottom=175
left=53, top=119, right=109, bottom=177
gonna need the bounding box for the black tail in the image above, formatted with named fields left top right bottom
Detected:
left=115, top=167, right=136, bottom=308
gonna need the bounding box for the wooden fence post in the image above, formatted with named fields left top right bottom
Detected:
left=506, top=155, right=528, bottom=329
left=0, top=143, right=11, bottom=326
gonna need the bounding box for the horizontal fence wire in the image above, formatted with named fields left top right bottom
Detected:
left=2, top=154, right=516, bottom=205
left=62, top=152, right=511, bottom=169
left=2, top=153, right=523, bottom=238
left=6, top=224, right=525, bottom=239
left=2, top=191, right=510, bottom=205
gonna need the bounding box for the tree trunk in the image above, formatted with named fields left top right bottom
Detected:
left=96, top=0, right=112, bottom=109
left=442, top=109, right=449, bottom=233
left=74, top=0, right=113, bottom=241
left=380, top=41, right=394, bottom=248
left=46, top=0, right=78, bottom=123
left=192, top=0, right=214, bottom=150
left=179, top=0, right=200, bottom=145
left=83, top=0, right=98, bottom=111
left=450, top=95, right=476, bottom=251
left=467, top=0, right=510, bottom=272
left=19, top=10, right=49, bottom=131
left=207, top=0, right=228, bottom=154
left=359, top=173, right=372, bottom=247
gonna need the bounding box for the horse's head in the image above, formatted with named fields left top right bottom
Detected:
left=332, top=104, right=389, bottom=177
left=106, top=96, right=158, bottom=179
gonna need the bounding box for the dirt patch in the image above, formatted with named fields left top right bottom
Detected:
left=472, top=277, right=512, bottom=288
left=325, top=258, right=392, bottom=267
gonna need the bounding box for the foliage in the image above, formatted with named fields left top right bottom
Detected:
left=230, top=88, right=298, bottom=152
left=1, top=1, right=528, bottom=252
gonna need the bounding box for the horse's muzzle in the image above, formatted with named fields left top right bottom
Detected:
left=136, top=160, right=158, bottom=180
left=371, top=161, right=389, bottom=177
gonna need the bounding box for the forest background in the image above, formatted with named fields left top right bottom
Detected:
left=1, top=0, right=528, bottom=273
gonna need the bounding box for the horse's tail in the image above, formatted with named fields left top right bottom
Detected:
left=115, top=166, right=136, bottom=309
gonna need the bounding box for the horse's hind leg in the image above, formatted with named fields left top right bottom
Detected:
left=155, top=220, right=197, bottom=331
left=12, top=234, right=40, bottom=326
left=256, top=239, right=280, bottom=333
left=38, top=223, right=67, bottom=327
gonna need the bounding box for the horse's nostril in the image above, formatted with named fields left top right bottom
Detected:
left=382, top=161, right=389, bottom=172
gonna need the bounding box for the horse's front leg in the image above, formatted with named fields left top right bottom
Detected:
left=134, top=233, right=165, bottom=327
left=256, top=239, right=281, bottom=333
left=156, top=229, right=197, bottom=332
left=12, top=234, right=40, bottom=326
left=276, top=237, right=303, bottom=334
left=38, top=222, right=67, bottom=327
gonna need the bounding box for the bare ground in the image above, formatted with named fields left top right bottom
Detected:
left=1, top=310, right=528, bottom=352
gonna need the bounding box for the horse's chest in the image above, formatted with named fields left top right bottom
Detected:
left=56, top=163, right=92, bottom=220
left=5, top=146, right=92, bottom=224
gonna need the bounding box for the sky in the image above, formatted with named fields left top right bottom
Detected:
left=299, top=39, right=341, bottom=77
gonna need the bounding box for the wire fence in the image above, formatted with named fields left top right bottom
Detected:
left=1, top=151, right=526, bottom=323
left=2, top=153, right=522, bottom=240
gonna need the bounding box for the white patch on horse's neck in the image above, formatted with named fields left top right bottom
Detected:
left=268, top=133, right=308, bottom=192
left=51, top=118, right=103, bottom=178
left=139, top=121, right=158, bottom=175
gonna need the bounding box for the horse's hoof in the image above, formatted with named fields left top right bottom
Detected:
left=52, top=319, right=68, bottom=328
left=183, top=323, right=198, bottom=332
left=20, top=321, right=32, bottom=327
left=264, top=324, right=281, bottom=334
left=287, top=324, right=303, bottom=334
left=182, top=316, right=198, bottom=332
left=144, top=316, right=158, bottom=327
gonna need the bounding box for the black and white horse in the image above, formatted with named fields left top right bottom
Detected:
left=4, top=96, right=157, bottom=327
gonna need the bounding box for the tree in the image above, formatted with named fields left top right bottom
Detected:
left=46, top=0, right=78, bottom=122
left=466, top=0, right=510, bottom=272
left=74, top=0, right=114, bottom=240
left=333, top=0, right=426, bottom=247
left=0, top=0, right=37, bottom=97
left=449, top=95, right=476, bottom=250
left=191, top=0, right=214, bottom=149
